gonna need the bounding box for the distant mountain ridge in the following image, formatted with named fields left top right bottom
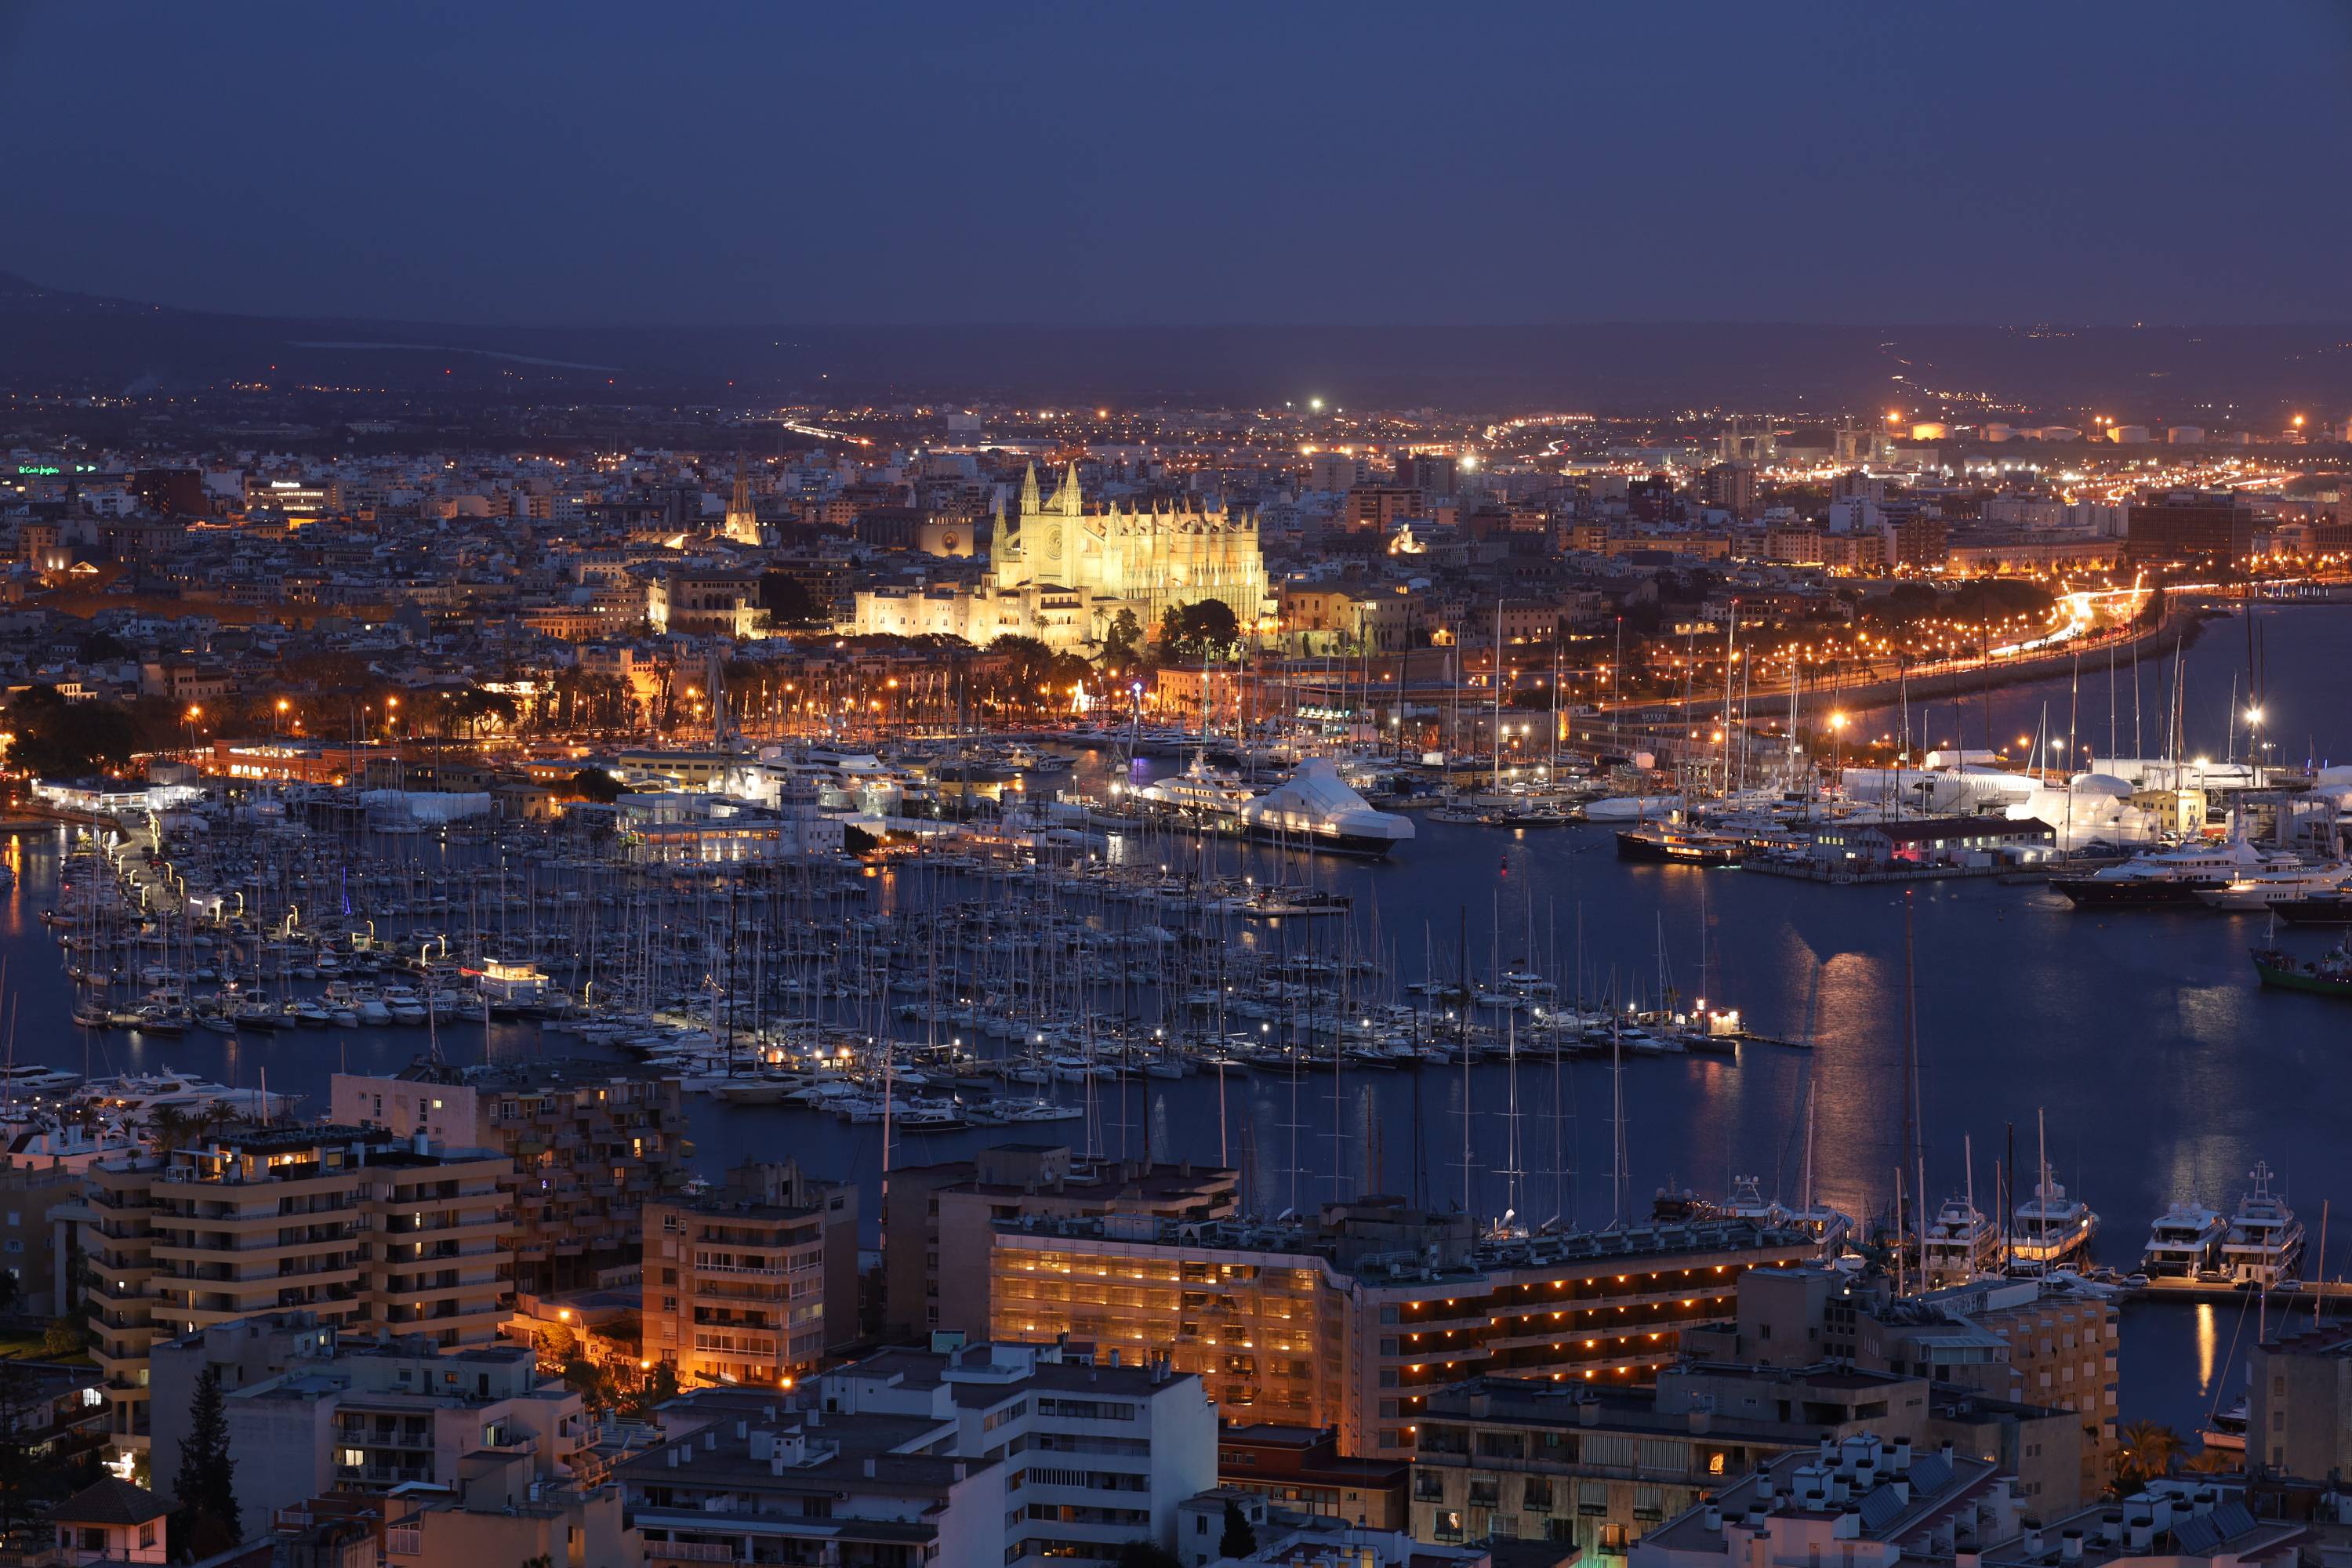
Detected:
left=2, top=269, right=2349, bottom=417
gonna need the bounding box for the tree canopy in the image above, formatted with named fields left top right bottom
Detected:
left=1157, top=598, right=1242, bottom=660
left=757, top=572, right=823, bottom=626
left=569, top=768, right=624, bottom=804
left=1099, top=608, right=1145, bottom=669
left=1219, top=1499, right=1259, bottom=1559
left=171, top=1365, right=241, bottom=1559
left=985, top=636, right=1092, bottom=714
left=4, top=687, right=139, bottom=778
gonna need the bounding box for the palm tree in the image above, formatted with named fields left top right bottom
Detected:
left=2114, top=1420, right=2184, bottom=1490
left=148, top=1105, right=193, bottom=1152
left=2183, top=1446, right=2240, bottom=1475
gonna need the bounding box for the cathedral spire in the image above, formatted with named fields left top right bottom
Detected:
left=722, top=452, right=760, bottom=544
left=1060, top=460, right=1083, bottom=517
left=1019, top=463, right=1040, bottom=515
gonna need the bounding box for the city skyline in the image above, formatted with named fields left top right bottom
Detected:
left=3, top=9, right=2351, bottom=1561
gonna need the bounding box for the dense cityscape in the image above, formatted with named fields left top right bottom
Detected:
left=5, top=6, right=2352, bottom=1568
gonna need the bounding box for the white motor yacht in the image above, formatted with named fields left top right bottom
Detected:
left=2220, top=1161, right=2305, bottom=1285
left=1239, top=760, right=1416, bottom=857
left=0, top=1065, right=82, bottom=1100
left=75, top=1069, right=292, bottom=1122
left=2009, top=1178, right=2100, bottom=1272
left=1919, top=1196, right=2003, bottom=1288
left=2052, top=839, right=2275, bottom=908
left=2140, top=1199, right=2228, bottom=1279
left=2195, top=862, right=2352, bottom=911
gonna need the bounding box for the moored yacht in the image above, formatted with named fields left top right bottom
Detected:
left=1919, top=1196, right=2003, bottom=1288
left=1134, top=753, right=1257, bottom=818
left=2140, top=1199, right=2228, bottom=1279
left=74, top=1069, right=292, bottom=1122
left=2051, top=839, right=2274, bottom=908
left=2009, top=1178, right=2100, bottom=1272
left=2220, top=1161, right=2304, bottom=1285
left=1237, top=760, right=1415, bottom=857
left=2195, top=862, right=2351, bottom=911
left=1615, top=820, right=1745, bottom=866
left=0, top=1065, right=82, bottom=1100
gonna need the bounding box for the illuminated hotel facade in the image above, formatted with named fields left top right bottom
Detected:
left=988, top=1199, right=1819, bottom=1461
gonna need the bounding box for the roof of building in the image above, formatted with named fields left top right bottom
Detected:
left=1863, top=816, right=2055, bottom=842
left=2256, top=1322, right=2352, bottom=1359
left=996, top=1204, right=1811, bottom=1287
left=1420, top=1367, right=1922, bottom=1450
left=51, top=1478, right=169, bottom=1526
left=1642, top=1435, right=2004, bottom=1556
left=830, top=1341, right=1184, bottom=1406
left=619, top=1393, right=988, bottom=1506
left=1980, top=1484, right=2305, bottom=1568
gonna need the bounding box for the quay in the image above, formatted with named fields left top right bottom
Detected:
left=1740, top=858, right=2028, bottom=887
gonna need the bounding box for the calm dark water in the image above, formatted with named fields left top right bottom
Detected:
left=11, top=604, right=2350, bottom=1441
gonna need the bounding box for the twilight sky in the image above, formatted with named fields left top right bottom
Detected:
left=3, top=1, right=2348, bottom=328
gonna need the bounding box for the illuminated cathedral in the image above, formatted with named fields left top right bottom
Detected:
left=852, top=463, right=1266, bottom=651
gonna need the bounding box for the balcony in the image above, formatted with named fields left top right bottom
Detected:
left=338, top=1463, right=434, bottom=1487
left=693, top=1262, right=790, bottom=1279
left=644, top=1544, right=734, bottom=1565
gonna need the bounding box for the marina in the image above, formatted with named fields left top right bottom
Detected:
left=0, top=602, right=2346, bottom=1455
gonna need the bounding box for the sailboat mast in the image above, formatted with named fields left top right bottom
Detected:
left=1721, top=602, right=1737, bottom=798
left=1901, top=891, right=1926, bottom=1259
left=1493, top=598, right=1504, bottom=795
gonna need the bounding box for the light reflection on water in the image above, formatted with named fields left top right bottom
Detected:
left=2195, top=1301, right=2216, bottom=1397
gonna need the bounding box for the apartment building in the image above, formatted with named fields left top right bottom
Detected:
left=382, top=1441, right=635, bottom=1568
left=1634, top=1434, right=2027, bottom=1568
left=151, top=1315, right=630, bottom=1567
left=1689, top=1268, right=2117, bottom=1504
left=643, top=1160, right=859, bottom=1386
left=1410, top=1359, right=2089, bottom=1557
left=2249, top=1321, right=2352, bottom=1475
left=332, top=1058, right=688, bottom=1294
left=1979, top=1480, right=2306, bottom=1568
left=166, top=1334, right=589, bottom=1522
left=85, top=1127, right=510, bottom=1461
left=620, top=1338, right=1214, bottom=1568
left=884, top=1145, right=1236, bottom=1339
left=147, top=1313, right=340, bottom=1502
left=1650, top=1463, right=2298, bottom=1568
left=1215, top=1423, right=1407, bottom=1528
left=988, top=1197, right=1820, bottom=1459
left=0, top=1160, right=87, bottom=1316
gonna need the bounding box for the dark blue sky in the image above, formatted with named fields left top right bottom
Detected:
left=4, top=1, right=2348, bottom=327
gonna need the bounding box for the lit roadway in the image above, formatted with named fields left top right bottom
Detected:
left=1592, top=585, right=2158, bottom=723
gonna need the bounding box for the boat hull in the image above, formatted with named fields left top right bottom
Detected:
left=1616, top=830, right=1743, bottom=866
left=2273, top=898, right=2352, bottom=926
left=2050, top=877, right=2215, bottom=907
left=1244, top=822, right=1403, bottom=858
left=2250, top=949, right=2352, bottom=996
